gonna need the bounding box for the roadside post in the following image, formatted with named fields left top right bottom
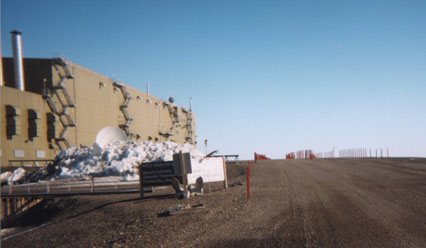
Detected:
left=178, top=152, right=192, bottom=207
left=247, top=161, right=250, bottom=199
left=90, top=176, right=94, bottom=192
left=222, top=157, right=228, bottom=189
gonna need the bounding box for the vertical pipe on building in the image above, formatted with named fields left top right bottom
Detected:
left=11, top=30, right=25, bottom=91
left=0, top=29, right=3, bottom=86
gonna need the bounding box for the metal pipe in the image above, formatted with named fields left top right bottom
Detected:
left=0, top=30, right=3, bottom=86
left=11, top=30, right=25, bottom=91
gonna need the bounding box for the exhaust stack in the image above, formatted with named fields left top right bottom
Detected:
left=11, top=30, right=25, bottom=91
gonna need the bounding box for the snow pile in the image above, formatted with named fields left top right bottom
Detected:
left=0, top=171, right=13, bottom=184
left=8, top=168, right=26, bottom=182
left=1, top=141, right=204, bottom=184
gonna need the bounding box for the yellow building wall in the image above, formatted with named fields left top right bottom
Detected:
left=0, top=86, right=57, bottom=166
left=0, top=59, right=196, bottom=167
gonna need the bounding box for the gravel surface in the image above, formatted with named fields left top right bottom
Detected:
left=2, top=158, right=425, bottom=247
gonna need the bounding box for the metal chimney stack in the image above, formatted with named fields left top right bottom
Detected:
left=11, top=30, right=25, bottom=91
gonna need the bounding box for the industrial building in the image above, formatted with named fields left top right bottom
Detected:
left=0, top=31, right=196, bottom=167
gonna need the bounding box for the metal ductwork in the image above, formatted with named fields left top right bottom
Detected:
left=11, top=30, right=25, bottom=91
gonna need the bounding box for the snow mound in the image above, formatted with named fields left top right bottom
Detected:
left=55, top=141, right=204, bottom=181
left=2, top=141, right=204, bottom=184
left=1, top=168, right=27, bottom=185
left=0, top=171, right=13, bottom=184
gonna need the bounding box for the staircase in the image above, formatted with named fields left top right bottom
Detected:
left=159, top=104, right=180, bottom=139
left=113, top=82, right=134, bottom=138
left=184, top=111, right=194, bottom=144
left=44, top=58, right=76, bottom=150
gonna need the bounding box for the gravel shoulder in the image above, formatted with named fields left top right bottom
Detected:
left=2, top=158, right=426, bottom=248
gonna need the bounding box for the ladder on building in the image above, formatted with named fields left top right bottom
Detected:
left=44, top=58, right=76, bottom=150
left=113, top=82, right=134, bottom=138
left=168, top=104, right=180, bottom=138
left=184, top=111, right=194, bottom=144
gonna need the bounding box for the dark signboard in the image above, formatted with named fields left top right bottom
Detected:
left=139, top=161, right=181, bottom=186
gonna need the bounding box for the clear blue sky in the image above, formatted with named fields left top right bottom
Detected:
left=2, top=0, right=425, bottom=159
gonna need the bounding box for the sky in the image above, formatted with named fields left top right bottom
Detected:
left=1, top=0, right=425, bottom=159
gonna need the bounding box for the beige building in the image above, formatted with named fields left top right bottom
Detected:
left=0, top=57, right=196, bottom=167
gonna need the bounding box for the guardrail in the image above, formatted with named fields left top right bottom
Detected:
left=210, top=155, right=239, bottom=163
left=1, top=178, right=152, bottom=228
left=8, top=159, right=55, bottom=167
left=1, top=178, right=148, bottom=197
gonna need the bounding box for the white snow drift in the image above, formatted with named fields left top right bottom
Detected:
left=1, top=141, right=204, bottom=184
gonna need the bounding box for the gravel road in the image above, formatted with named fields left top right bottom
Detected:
left=2, top=158, right=425, bottom=247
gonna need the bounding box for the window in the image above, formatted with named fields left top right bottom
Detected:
left=5, top=105, right=21, bottom=139
left=28, top=109, right=40, bottom=140
left=46, top=112, right=57, bottom=141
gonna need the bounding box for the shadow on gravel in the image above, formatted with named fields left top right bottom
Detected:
left=2, top=194, right=180, bottom=240
left=66, top=194, right=177, bottom=220
left=10, top=193, right=178, bottom=229
left=66, top=197, right=142, bottom=220
left=8, top=198, right=61, bottom=228
left=207, top=238, right=289, bottom=248
left=139, top=193, right=177, bottom=201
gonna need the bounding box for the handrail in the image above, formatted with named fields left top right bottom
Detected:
left=210, top=155, right=239, bottom=163
left=8, top=159, right=55, bottom=167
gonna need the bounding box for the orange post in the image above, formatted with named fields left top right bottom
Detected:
left=247, top=161, right=250, bottom=199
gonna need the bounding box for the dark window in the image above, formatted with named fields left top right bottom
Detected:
left=46, top=112, right=57, bottom=141
left=5, top=105, right=21, bottom=139
left=28, top=109, right=40, bottom=141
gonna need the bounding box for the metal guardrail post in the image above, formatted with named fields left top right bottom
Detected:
left=90, top=176, right=94, bottom=192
